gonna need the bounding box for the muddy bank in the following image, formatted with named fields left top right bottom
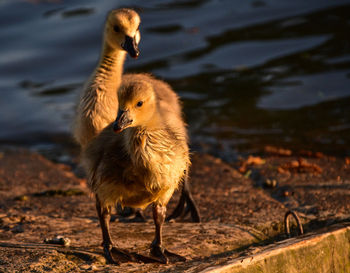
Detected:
left=0, top=147, right=349, bottom=272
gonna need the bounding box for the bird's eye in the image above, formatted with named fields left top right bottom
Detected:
left=113, top=25, right=120, bottom=32
left=136, top=101, right=143, bottom=107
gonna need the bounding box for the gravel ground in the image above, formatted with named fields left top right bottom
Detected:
left=0, top=147, right=349, bottom=272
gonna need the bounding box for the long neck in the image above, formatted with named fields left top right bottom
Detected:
left=92, top=43, right=127, bottom=93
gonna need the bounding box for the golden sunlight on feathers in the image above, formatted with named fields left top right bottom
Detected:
left=73, top=8, right=199, bottom=264
left=82, top=74, right=190, bottom=264
left=83, top=74, right=190, bottom=209
left=73, top=9, right=141, bottom=147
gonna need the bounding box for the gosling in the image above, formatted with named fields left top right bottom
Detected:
left=82, top=74, right=189, bottom=264
left=73, top=8, right=200, bottom=222
left=73, top=8, right=140, bottom=148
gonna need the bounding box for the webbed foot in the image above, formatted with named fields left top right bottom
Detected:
left=102, top=244, right=122, bottom=265
left=103, top=244, right=163, bottom=264
left=150, top=245, right=186, bottom=264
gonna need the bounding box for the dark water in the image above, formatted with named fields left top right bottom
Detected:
left=1, top=0, right=350, bottom=160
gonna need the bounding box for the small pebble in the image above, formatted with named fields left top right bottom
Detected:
left=282, top=190, right=289, bottom=197
left=264, top=178, right=277, bottom=188
left=14, top=195, right=29, bottom=201
left=44, top=235, right=71, bottom=247
left=80, top=265, right=90, bottom=270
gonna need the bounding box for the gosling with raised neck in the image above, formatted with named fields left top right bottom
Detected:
left=73, top=8, right=140, bottom=148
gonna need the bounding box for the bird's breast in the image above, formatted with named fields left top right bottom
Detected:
left=124, top=130, right=188, bottom=192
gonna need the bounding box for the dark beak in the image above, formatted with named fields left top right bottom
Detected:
left=121, top=35, right=140, bottom=59
left=113, top=110, right=133, bottom=133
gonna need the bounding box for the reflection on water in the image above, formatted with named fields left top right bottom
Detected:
left=258, top=71, right=350, bottom=109
left=0, top=0, right=349, bottom=159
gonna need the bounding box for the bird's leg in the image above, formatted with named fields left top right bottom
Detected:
left=166, top=176, right=201, bottom=223
left=96, top=196, right=118, bottom=264
left=96, top=197, right=134, bottom=264
left=151, top=203, right=186, bottom=264
left=183, top=177, right=201, bottom=222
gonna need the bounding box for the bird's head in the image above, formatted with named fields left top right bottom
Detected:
left=104, top=8, right=141, bottom=58
left=113, top=81, right=156, bottom=133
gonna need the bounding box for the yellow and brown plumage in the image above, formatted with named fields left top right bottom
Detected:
left=72, top=8, right=199, bottom=264
left=73, top=9, right=141, bottom=148
left=82, top=74, right=190, bottom=264
left=73, top=8, right=198, bottom=222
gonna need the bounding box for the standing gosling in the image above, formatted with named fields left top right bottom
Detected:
left=82, top=74, right=189, bottom=264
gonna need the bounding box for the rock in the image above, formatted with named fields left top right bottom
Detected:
left=264, top=178, right=277, bottom=188
left=44, top=236, right=71, bottom=247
